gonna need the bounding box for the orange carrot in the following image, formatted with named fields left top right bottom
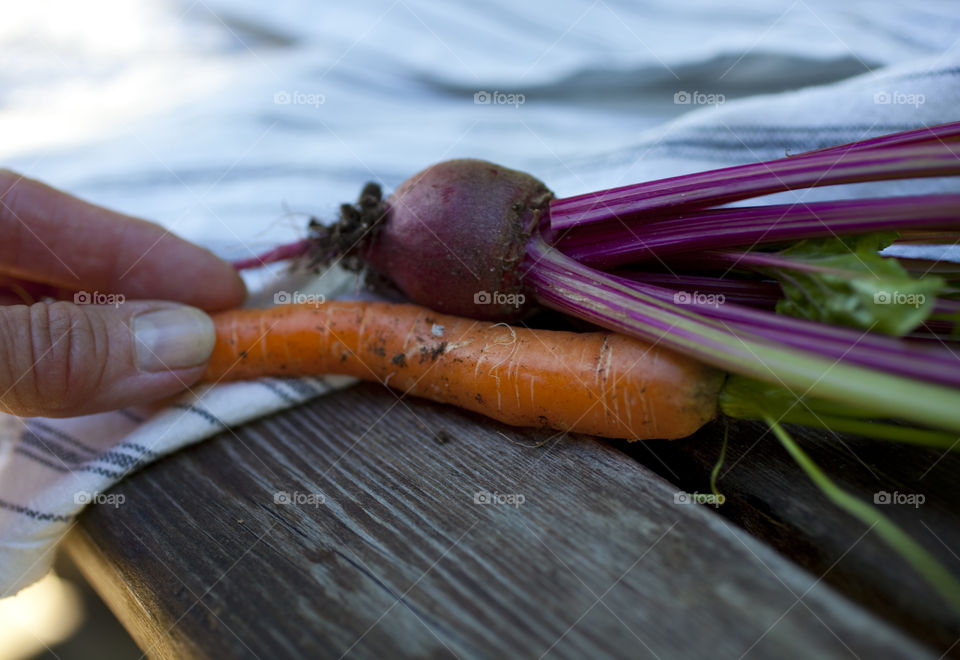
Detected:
left=202, top=302, right=723, bottom=440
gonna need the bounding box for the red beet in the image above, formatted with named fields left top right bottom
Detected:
left=323, top=159, right=553, bottom=321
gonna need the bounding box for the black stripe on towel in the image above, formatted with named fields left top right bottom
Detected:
left=0, top=498, right=73, bottom=523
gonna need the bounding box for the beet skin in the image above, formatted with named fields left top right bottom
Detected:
left=362, top=159, right=554, bottom=321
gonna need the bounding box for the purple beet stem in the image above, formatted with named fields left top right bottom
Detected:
left=550, top=139, right=960, bottom=230
left=230, top=238, right=312, bottom=270
left=559, top=195, right=960, bottom=268
left=523, top=233, right=960, bottom=389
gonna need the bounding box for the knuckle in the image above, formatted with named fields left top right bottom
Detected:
left=0, top=302, right=109, bottom=415
left=0, top=169, right=24, bottom=208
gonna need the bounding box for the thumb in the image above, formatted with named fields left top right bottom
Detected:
left=0, top=301, right=216, bottom=417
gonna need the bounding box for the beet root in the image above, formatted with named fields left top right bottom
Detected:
left=327, top=159, right=554, bottom=321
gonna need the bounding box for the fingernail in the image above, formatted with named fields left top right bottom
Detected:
left=133, top=307, right=215, bottom=372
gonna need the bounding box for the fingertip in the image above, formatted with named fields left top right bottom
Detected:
left=171, top=248, right=247, bottom=312
left=207, top=251, right=248, bottom=311
left=132, top=306, right=216, bottom=372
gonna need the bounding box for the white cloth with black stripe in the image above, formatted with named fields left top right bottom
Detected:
left=1, top=0, right=958, bottom=597
left=0, top=264, right=360, bottom=597
left=0, top=374, right=357, bottom=596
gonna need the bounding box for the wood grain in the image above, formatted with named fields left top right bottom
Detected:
left=66, top=384, right=933, bottom=659
left=630, top=418, right=960, bottom=655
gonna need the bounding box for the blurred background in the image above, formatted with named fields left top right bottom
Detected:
left=4, top=0, right=957, bottom=265
left=1, top=0, right=958, bottom=657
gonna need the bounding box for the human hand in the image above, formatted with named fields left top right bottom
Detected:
left=0, top=170, right=246, bottom=417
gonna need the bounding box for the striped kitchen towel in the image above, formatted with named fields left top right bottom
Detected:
left=0, top=377, right=356, bottom=597
left=0, top=269, right=360, bottom=597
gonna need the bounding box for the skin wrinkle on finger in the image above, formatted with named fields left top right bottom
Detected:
left=25, top=304, right=101, bottom=416
left=0, top=302, right=210, bottom=417
left=64, top=305, right=109, bottom=410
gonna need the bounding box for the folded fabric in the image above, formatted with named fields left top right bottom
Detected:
left=0, top=271, right=358, bottom=597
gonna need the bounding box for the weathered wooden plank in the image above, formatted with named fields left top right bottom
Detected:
left=66, top=384, right=933, bottom=659
left=629, top=419, right=960, bottom=656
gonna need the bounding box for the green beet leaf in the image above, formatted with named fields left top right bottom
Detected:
left=769, top=233, right=944, bottom=336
